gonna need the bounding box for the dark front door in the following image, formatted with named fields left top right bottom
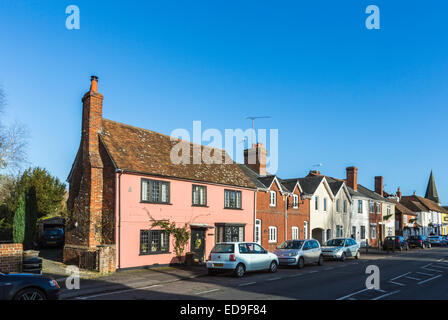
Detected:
left=191, top=228, right=206, bottom=263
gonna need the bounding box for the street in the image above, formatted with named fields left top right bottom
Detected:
left=70, top=247, right=448, bottom=300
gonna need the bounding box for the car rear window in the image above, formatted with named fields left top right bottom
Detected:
left=211, top=243, right=234, bottom=253
left=325, top=239, right=345, bottom=247
left=45, top=229, right=63, bottom=236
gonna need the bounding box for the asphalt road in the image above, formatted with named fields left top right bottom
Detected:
left=73, top=247, right=448, bottom=300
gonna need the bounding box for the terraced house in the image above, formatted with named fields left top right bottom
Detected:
left=64, top=77, right=257, bottom=271
left=238, top=143, right=310, bottom=252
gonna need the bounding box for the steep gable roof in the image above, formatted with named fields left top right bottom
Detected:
left=100, top=119, right=256, bottom=189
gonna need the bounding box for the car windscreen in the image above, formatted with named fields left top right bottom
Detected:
left=324, top=239, right=345, bottom=247
left=45, top=229, right=63, bottom=236
left=277, top=241, right=304, bottom=249
left=211, top=244, right=234, bottom=253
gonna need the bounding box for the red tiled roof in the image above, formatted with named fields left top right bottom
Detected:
left=100, top=119, right=256, bottom=189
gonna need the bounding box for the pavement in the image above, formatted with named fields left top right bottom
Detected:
left=57, top=246, right=448, bottom=300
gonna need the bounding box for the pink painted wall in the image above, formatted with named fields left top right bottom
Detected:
left=115, top=172, right=255, bottom=269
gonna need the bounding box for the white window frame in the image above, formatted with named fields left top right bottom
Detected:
left=268, top=226, right=277, bottom=243
left=358, top=200, right=363, bottom=213
left=371, top=226, right=376, bottom=239
left=369, top=201, right=374, bottom=213
left=323, top=197, right=327, bottom=212
left=255, top=219, right=262, bottom=245
left=343, top=200, right=347, bottom=213
left=269, top=191, right=277, bottom=207
left=376, top=202, right=381, bottom=214
left=292, top=194, right=299, bottom=209
left=304, top=221, right=308, bottom=239
left=292, top=227, right=299, bottom=240
left=315, top=196, right=319, bottom=211
left=336, top=199, right=340, bottom=213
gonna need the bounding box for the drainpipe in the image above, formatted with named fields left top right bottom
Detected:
left=254, top=191, right=257, bottom=244
left=117, top=169, right=123, bottom=269
left=284, top=194, right=288, bottom=242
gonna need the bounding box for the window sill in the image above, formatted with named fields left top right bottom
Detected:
left=140, top=201, right=172, bottom=205
left=140, top=251, right=171, bottom=256
left=192, top=204, right=209, bottom=208
left=268, top=241, right=277, bottom=244
left=224, top=207, right=243, bottom=210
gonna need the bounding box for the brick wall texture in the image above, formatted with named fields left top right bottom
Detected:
left=0, top=243, right=23, bottom=273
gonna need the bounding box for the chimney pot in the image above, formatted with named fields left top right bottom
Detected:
left=90, top=75, right=99, bottom=92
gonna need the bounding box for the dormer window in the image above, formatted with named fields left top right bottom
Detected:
left=292, top=194, right=299, bottom=209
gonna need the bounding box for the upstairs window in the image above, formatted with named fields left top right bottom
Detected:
left=323, top=197, right=327, bottom=212
left=369, top=201, right=375, bottom=213
left=225, top=190, right=242, bottom=209
left=376, top=202, right=381, bottom=214
left=336, top=199, right=340, bottom=213
left=343, top=200, right=347, bottom=213
left=269, top=191, right=277, bottom=207
left=387, top=205, right=391, bottom=216
left=192, top=185, right=207, bottom=206
left=292, top=194, right=299, bottom=209
left=358, top=200, right=363, bottom=213
left=315, top=196, right=319, bottom=211
left=141, top=179, right=170, bottom=204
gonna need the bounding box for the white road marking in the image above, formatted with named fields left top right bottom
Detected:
left=388, top=281, right=405, bottom=287
left=404, top=275, right=422, bottom=281
left=238, top=282, right=256, bottom=287
left=324, top=267, right=334, bottom=271
left=266, top=277, right=281, bottom=281
left=195, top=288, right=220, bottom=295
left=76, top=284, right=163, bottom=299
left=336, top=288, right=385, bottom=300
left=416, top=271, right=434, bottom=276
left=432, top=265, right=448, bottom=269
left=390, top=272, right=411, bottom=281
left=371, top=290, right=400, bottom=300
left=308, top=270, right=318, bottom=274
left=423, top=267, right=443, bottom=273
left=418, top=274, right=442, bottom=285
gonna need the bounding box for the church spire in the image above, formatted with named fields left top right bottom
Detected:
left=425, top=170, right=440, bottom=205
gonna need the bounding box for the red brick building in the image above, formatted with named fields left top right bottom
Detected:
left=239, top=143, right=310, bottom=252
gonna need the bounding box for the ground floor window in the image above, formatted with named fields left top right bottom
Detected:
left=326, top=229, right=332, bottom=241
left=292, top=227, right=299, bottom=240
left=352, top=226, right=356, bottom=238
left=336, top=225, right=343, bottom=238
left=140, top=230, right=170, bottom=255
left=215, top=224, right=245, bottom=243
left=387, top=227, right=393, bottom=236
left=361, top=226, right=366, bottom=239
left=255, top=219, right=261, bottom=245
left=269, top=226, right=278, bottom=243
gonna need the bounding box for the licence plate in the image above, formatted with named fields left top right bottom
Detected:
left=47, top=241, right=56, bottom=244
left=213, top=263, right=224, bottom=267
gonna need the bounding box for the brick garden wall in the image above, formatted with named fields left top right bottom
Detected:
left=0, top=243, right=23, bottom=273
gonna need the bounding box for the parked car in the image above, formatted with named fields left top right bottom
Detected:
left=321, top=238, right=360, bottom=261
left=428, top=235, right=446, bottom=247
left=206, top=242, right=279, bottom=277
left=407, top=235, right=431, bottom=249
left=0, top=271, right=60, bottom=300
left=442, top=236, right=448, bottom=246
left=274, top=239, right=324, bottom=269
left=38, top=228, right=64, bottom=248
left=382, top=236, right=409, bottom=251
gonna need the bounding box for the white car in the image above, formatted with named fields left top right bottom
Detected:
left=206, top=242, right=279, bottom=277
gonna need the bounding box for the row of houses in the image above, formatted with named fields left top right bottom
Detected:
left=63, top=77, right=448, bottom=272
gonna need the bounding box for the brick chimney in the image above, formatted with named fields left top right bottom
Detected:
left=79, top=75, right=104, bottom=247
left=346, top=167, right=358, bottom=191
left=396, top=187, right=402, bottom=200
left=375, top=176, right=383, bottom=197
left=244, top=143, right=267, bottom=176
left=308, top=170, right=321, bottom=176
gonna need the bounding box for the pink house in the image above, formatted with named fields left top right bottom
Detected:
left=64, top=76, right=257, bottom=271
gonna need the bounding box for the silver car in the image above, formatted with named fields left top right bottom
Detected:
left=274, top=239, right=324, bottom=269
left=321, top=238, right=360, bottom=261
left=206, top=242, right=279, bottom=277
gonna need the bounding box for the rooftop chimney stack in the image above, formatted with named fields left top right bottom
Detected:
left=244, top=143, right=267, bottom=176
left=396, top=187, right=402, bottom=201
left=375, top=176, right=384, bottom=197
left=90, top=75, right=98, bottom=92
left=346, top=166, right=358, bottom=191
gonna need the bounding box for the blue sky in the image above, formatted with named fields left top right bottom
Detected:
left=0, top=1, right=447, bottom=202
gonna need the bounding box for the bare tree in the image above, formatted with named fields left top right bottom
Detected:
left=0, top=87, right=28, bottom=171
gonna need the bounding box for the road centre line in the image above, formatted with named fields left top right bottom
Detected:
left=418, top=274, right=442, bottom=285
left=371, top=290, right=400, bottom=300
left=196, top=288, right=220, bottom=295
left=76, top=284, right=163, bottom=299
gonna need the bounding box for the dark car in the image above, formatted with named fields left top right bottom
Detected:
left=38, top=228, right=64, bottom=248
left=383, top=236, right=409, bottom=251
left=407, top=235, right=431, bottom=249
left=0, top=271, right=60, bottom=300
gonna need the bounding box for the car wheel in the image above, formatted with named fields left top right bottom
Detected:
left=234, top=264, right=245, bottom=278
left=14, top=288, right=46, bottom=300
left=268, top=261, right=278, bottom=273
left=297, top=257, right=305, bottom=269
left=355, top=251, right=360, bottom=259
left=318, top=255, right=324, bottom=266
left=340, top=252, right=346, bottom=262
